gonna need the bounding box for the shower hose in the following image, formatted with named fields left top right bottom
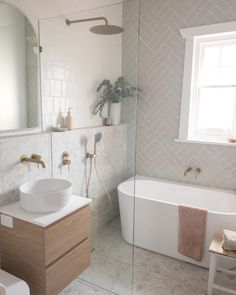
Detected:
left=86, top=155, right=112, bottom=216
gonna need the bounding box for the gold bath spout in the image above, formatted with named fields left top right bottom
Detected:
left=184, top=166, right=193, bottom=176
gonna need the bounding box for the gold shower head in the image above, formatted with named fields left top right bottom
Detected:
left=90, top=24, right=123, bottom=35
left=65, top=17, right=124, bottom=35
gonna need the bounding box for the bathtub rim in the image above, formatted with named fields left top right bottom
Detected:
left=118, top=175, right=236, bottom=215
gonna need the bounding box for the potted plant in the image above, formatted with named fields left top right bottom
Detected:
left=93, top=77, right=137, bottom=125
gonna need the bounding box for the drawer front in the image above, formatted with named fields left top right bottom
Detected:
left=44, top=205, right=91, bottom=265
left=46, top=238, right=91, bottom=295
left=0, top=218, right=44, bottom=267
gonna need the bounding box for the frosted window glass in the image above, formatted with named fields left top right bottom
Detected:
left=221, top=44, right=236, bottom=66
left=199, top=43, right=236, bottom=86
left=219, top=66, right=236, bottom=85
left=196, top=88, right=235, bottom=129
left=198, top=66, right=219, bottom=86
left=202, top=46, right=220, bottom=67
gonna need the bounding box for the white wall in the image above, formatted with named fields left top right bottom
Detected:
left=0, top=3, right=27, bottom=130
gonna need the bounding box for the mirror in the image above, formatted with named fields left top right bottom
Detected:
left=0, top=3, right=40, bottom=135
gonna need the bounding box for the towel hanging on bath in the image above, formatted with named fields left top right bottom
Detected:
left=178, top=205, right=207, bottom=262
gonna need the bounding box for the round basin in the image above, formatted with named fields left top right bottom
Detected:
left=20, top=178, right=72, bottom=213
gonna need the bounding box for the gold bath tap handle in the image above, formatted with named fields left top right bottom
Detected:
left=184, top=166, right=193, bottom=176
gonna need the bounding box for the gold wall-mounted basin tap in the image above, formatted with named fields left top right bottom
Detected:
left=20, top=154, right=46, bottom=168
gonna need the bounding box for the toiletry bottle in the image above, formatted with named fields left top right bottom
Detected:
left=65, top=108, right=72, bottom=130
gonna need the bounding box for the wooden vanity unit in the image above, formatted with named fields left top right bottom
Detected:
left=0, top=197, right=91, bottom=295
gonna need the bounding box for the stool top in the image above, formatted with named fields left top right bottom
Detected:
left=209, top=234, right=236, bottom=259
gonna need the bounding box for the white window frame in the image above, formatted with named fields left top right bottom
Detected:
left=178, top=21, right=236, bottom=145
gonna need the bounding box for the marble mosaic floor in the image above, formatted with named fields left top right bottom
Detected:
left=60, top=218, right=236, bottom=295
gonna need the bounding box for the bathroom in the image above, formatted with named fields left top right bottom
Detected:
left=1, top=0, right=236, bottom=294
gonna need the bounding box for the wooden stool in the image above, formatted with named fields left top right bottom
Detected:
left=208, top=234, right=236, bottom=295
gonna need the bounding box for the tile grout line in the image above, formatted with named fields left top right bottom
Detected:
left=77, top=278, right=118, bottom=295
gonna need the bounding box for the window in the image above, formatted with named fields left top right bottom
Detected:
left=178, top=22, right=236, bottom=144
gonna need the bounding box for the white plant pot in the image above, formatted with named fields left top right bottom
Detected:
left=110, top=102, right=121, bottom=125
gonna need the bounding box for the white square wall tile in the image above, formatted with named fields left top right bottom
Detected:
left=51, top=80, right=62, bottom=97
left=53, top=64, right=65, bottom=81
left=1, top=133, right=52, bottom=193
left=41, top=79, right=51, bottom=96
left=46, top=98, right=54, bottom=114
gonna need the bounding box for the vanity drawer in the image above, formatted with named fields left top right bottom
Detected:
left=44, top=205, right=91, bottom=265
left=45, top=238, right=91, bottom=295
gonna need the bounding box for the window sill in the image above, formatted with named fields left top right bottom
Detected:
left=175, top=138, right=236, bottom=147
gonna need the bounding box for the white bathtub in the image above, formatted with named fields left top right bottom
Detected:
left=118, top=176, right=236, bottom=268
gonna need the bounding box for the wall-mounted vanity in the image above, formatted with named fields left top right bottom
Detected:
left=0, top=195, right=91, bottom=295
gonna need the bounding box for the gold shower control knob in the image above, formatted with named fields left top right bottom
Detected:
left=63, top=159, right=71, bottom=165
left=62, top=152, right=71, bottom=171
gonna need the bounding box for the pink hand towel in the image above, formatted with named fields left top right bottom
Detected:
left=178, top=205, right=207, bottom=262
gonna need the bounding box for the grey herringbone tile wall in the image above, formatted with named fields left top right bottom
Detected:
left=122, top=0, right=139, bottom=177
left=136, top=0, right=236, bottom=190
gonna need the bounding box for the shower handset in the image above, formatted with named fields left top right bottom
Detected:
left=85, top=132, right=112, bottom=215
left=93, top=132, right=102, bottom=155
left=86, top=132, right=102, bottom=159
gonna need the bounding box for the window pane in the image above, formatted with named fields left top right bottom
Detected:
left=199, top=43, right=236, bottom=86
left=202, top=46, right=220, bottom=67
left=198, top=66, right=219, bottom=86
left=221, top=44, right=236, bottom=66
left=219, top=66, right=236, bottom=85
left=196, top=87, right=235, bottom=130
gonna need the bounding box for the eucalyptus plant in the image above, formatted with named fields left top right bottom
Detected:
left=93, top=77, right=137, bottom=117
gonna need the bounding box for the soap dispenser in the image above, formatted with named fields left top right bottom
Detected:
left=65, top=108, right=72, bottom=130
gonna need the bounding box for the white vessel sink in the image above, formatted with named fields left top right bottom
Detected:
left=20, top=179, right=72, bottom=213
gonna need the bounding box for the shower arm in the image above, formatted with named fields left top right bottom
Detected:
left=66, top=17, right=108, bottom=26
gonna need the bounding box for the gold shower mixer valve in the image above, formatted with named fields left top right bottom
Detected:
left=86, top=153, right=96, bottom=159
left=62, top=151, right=71, bottom=171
